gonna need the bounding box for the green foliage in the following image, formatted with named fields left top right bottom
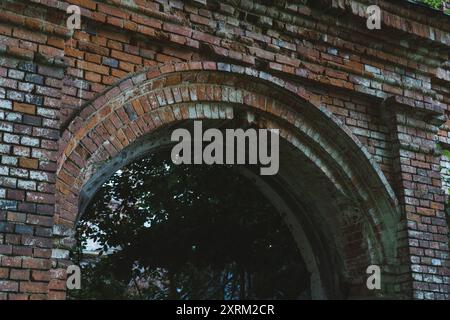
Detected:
left=443, top=149, right=450, bottom=159
left=439, top=147, right=450, bottom=248
left=70, top=151, right=309, bottom=300
left=418, top=0, right=444, bottom=9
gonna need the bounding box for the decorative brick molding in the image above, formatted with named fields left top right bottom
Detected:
left=53, top=62, right=401, bottom=299
left=0, top=0, right=448, bottom=299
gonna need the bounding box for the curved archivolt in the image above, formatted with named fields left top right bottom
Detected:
left=54, top=61, right=401, bottom=299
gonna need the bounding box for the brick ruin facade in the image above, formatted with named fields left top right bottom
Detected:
left=0, top=0, right=449, bottom=299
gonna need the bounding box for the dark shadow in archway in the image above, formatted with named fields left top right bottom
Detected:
left=71, top=148, right=314, bottom=300
left=73, top=118, right=398, bottom=300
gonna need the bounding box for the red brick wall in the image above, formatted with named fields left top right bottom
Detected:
left=0, top=0, right=449, bottom=299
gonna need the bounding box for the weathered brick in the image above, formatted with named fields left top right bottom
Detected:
left=19, top=158, right=38, bottom=169
left=0, top=280, right=18, bottom=292
left=10, top=269, right=30, bottom=281
left=19, top=281, right=47, bottom=293
left=13, top=102, right=36, bottom=115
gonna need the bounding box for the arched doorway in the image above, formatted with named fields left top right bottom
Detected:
left=53, top=61, right=401, bottom=299
left=71, top=148, right=316, bottom=300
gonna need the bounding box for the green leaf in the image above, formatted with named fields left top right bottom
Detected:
left=443, top=149, right=450, bottom=159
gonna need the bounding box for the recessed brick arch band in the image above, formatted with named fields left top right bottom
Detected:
left=50, top=61, right=403, bottom=299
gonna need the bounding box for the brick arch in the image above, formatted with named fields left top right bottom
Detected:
left=51, top=61, right=401, bottom=299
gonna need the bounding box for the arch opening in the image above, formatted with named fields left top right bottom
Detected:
left=73, top=147, right=325, bottom=300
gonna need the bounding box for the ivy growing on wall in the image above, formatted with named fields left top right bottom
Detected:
left=418, top=0, right=450, bottom=13
left=440, top=147, right=450, bottom=248
left=419, top=0, right=443, bottom=9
